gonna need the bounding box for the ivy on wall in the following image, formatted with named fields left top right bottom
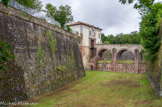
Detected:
left=37, top=44, right=44, bottom=68
left=70, top=49, right=75, bottom=67
left=0, top=41, right=14, bottom=70
left=46, top=29, right=55, bottom=56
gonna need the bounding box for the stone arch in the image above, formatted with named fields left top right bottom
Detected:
left=90, top=65, right=93, bottom=70
left=97, top=48, right=112, bottom=60
left=139, top=52, right=143, bottom=61
left=116, top=49, right=135, bottom=61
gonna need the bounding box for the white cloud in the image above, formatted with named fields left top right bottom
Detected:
left=40, top=0, right=147, bottom=35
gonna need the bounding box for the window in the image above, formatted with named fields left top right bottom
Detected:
left=98, top=34, right=100, bottom=38
left=89, top=28, right=95, bottom=37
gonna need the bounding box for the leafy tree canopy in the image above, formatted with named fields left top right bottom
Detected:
left=119, top=0, right=162, bottom=63
left=139, top=3, right=162, bottom=62
left=15, top=0, right=43, bottom=11
left=2, top=0, right=10, bottom=7
left=119, top=0, right=154, bottom=9
left=45, top=3, right=74, bottom=28
left=1, top=0, right=43, bottom=11
left=101, top=31, right=140, bottom=44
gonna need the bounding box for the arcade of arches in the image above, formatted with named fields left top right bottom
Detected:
left=89, top=44, right=146, bottom=73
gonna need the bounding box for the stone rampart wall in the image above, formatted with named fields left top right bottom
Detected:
left=0, top=3, right=85, bottom=102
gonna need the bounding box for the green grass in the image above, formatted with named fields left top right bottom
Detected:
left=97, top=60, right=135, bottom=64
left=28, top=71, right=162, bottom=107
left=97, top=60, right=112, bottom=64
left=117, top=60, right=134, bottom=64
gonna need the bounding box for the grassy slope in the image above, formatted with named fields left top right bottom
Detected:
left=29, top=71, right=162, bottom=107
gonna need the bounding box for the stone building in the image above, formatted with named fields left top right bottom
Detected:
left=69, top=21, right=102, bottom=69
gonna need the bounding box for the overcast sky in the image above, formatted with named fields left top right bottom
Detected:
left=41, top=0, right=161, bottom=36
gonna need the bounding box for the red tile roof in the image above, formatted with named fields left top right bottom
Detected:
left=69, top=21, right=102, bottom=30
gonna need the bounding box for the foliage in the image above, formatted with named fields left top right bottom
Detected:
left=70, top=49, right=75, bottom=67
left=46, top=29, right=55, bottom=56
left=56, top=65, right=67, bottom=71
left=139, top=61, right=147, bottom=64
left=117, top=60, right=134, bottom=64
left=103, top=41, right=110, bottom=44
left=101, top=31, right=140, bottom=44
left=119, top=0, right=162, bottom=63
left=44, top=3, right=56, bottom=18
left=97, top=61, right=112, bottom=64
left=1, top=0, right=10, bottom=7
left=1, top=0, right=42, bottom=11
left=66, top=25, right=72, bottom=32
left=119, top=0, right=154, bottom=10
left=37, top=45, right=44, bottom=67
left=20, top=11, right=33, bottom=20
left=0, top=41, right=14, bottom=70
left=15, top=0, right=42, bottom=11
left=97, top=60, right=135, bottom=64
left=45, top=3, right=74, bottom=28
left=140, top=3, right=162, bottom=63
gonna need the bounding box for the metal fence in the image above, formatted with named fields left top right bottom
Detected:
left=0, top=0, right=61, bottom=27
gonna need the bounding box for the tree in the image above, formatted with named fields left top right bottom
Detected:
left=119, top=0, right=154, bottom=9
left=104, top=41, right=110, bottom=44
left=45, top=3, right=74, bottom=28
left=66, top=25, right=72, bottom=32
left=139, top=3, right=162, bottom=62
left=1, top=0, right=43, bottom=11
left=101, top=32, right=140, bottom=44
left=45, top=3, right=56, bottom=19
left=1, top=0, right=10, bottom=7
left=15, top=0, right=43, bottom=11
left=120, top=0, right=162, bottom=63
left=101, top=33, right=107, bottom=43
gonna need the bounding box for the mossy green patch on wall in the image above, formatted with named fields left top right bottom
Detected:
left=0, top=41, right=15, bottom=70
left=97, top=60, right=112, bottom=64
left=37, top=45, right=44, bottom=68
left=57, top=65, right=67, bottom=71
left=70, top=49, right=75, bottom=68
left=46, top=29, right=55, bottom=56
left=117, top=60, right=134, bottom=64
left=19, top=11, right=33, bottom=20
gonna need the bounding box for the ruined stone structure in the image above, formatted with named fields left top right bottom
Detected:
left=90, top=44, right=146, bottom=73
left=0, top=3, right=85, bottom=102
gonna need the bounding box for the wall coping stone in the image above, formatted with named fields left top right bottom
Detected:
left=0, top=3, right=79, bottom=40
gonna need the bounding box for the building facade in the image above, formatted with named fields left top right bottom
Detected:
left=69, top=21, right=102, bottom=70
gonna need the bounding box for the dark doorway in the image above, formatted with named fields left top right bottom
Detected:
left=90, top=65, right=93, bottom=70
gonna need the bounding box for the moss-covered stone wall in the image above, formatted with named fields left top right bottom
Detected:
left=0, top=3, right=85, bottom=102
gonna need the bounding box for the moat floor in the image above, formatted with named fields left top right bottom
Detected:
left=30, top=71, right=162, bottom=107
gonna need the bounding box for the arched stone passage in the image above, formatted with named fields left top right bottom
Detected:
left=98, top=49, right=112, bottom=61
left=116, top=50, right=134, bottom=61
left=90, top=65, right=93, bottom=70
left=89, top=44, right=146, bottom=73
left=139, top=52, right=143, bottom=61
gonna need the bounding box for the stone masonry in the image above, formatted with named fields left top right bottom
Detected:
left=89, top=44, right=146, bottom=73
left=0, top=3, right=85, bottom=102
